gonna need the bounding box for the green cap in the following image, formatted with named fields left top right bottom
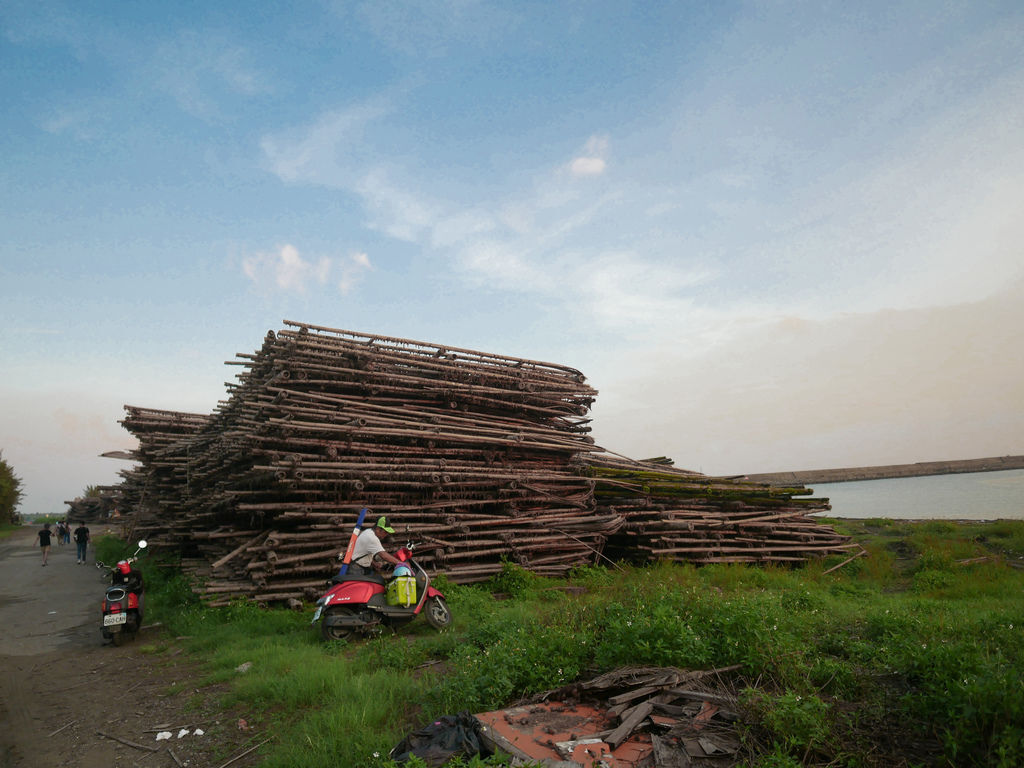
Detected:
left=377, top=516, right=395, bottom=534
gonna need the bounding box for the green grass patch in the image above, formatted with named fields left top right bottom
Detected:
left=129, top=519, right=1024, bottom=767
left=0, top=522, right=24, bottom=540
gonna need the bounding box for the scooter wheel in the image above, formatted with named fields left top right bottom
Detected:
left=321, top=606, right=358, bottom=641
left=111, top=631, right=125, bottom=647
left=424, top=596, right=452, bottom=630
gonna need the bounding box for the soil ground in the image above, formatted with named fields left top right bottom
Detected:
left=0, top=527, right=258, bottom=768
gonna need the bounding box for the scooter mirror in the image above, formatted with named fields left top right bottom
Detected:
left=137, top=540, right=148, bottom=549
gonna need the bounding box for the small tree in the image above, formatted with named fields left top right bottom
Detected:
left=0, top=451, right=25, bottom=524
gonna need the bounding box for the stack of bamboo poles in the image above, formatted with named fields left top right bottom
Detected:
left=588, top=454, right=855, bottom=565
left=63, top=486, right=123, bottom=524
left=117, top=321, right=619, bottom=604
left=111, top=321, right=853, bottom=606
left=116, top=406, right=211, bottom=541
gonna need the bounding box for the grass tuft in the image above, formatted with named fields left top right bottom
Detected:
left=127, top=518, right=1023, bottom=767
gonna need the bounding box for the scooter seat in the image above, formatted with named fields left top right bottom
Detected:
left=331, top=573, right=386, bottom=586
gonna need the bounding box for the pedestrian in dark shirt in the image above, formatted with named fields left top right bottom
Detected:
left=74, top=522, right=91, bottom=564
left=38, top=523, right=53, bottom=566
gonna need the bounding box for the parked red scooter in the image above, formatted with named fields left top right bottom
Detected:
left=97, top=540, right=147, bottom=646
left=312, top=544, right=451, bottom=640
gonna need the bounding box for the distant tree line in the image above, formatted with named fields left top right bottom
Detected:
left=0, top=451, right=24, bottom=524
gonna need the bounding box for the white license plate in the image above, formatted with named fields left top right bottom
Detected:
left=103, top=613, right=127, bottom=627
left=311, top=606, right=323, bottom=623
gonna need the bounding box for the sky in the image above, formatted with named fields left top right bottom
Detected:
left=2, top=0, right=1023, bottom=519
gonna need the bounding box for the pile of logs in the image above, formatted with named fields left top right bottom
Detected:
left=111, top=321, right=854, bottom=606
left=590, top=455, right=854, bottom=565
left=63, top=487, right=123, bottom=524
left=117, top=321, right=620, bottom=604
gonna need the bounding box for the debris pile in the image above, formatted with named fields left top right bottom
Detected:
left=476, top=665, right=746, bottom=767
left=110, top=320, right=853, bottom=606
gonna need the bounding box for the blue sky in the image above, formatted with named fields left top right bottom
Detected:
left=2, top=1, right=1022, bottom=518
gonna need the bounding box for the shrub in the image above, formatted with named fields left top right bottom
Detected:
left=912, top=569, right=955, bottom=592
left=488, top=561, right=541, bottom=597
left=913, top=547, right=954, bottom=573
left=744, top=689, right=831, bottom=756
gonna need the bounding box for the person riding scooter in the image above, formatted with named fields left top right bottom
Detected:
left=348, top=516, right=403, bottom=576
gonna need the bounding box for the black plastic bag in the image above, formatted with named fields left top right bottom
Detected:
left=390, top=711, right=493, bottom=766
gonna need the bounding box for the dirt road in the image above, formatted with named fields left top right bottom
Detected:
left=0, top=527, right=253, bottom=768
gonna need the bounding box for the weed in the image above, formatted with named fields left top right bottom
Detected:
left=487, top=561, right=542, bottom=597
left=912, top=569, right=955, bottom=592
left=567, top=562, right=616, bottom=588
left=124, top=519, right=1024, bottom=768
left=744, top=688, right=831, bottom=756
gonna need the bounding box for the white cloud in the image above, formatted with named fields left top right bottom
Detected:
left=258, top=35, right=1024, bottom=357
left=242, top=244, right=331, bottom=294
left=40, top=105, right=96, bottom=139
left=262, top=101, right=392, bottom=186
left=344, top=0, right=517, bottom=59
left=151, top=31, right=270, bottom=120
left=569, top=135, right=609, bottom=177
left=262, top=111, right=712, bottom=335
left=241, top=245, right=373, bottom=296
left=570, top=157, right=606, bottom=177
left=338, top=252, right=373, bottom=294
left=356, top=167, right=441, bottom=242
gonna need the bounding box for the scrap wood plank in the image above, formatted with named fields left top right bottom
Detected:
left=581, top=666, right=676, bottom=691
left=651, top=733, right=692, bottom=768
left=608, top=690, right=673, bottom=720
left=608, top=684, right=662, bottom=706
left=606, top=700, right=654, bottom=749
left=652, top=701, right=696, bottom=717
left=665, top=689, right=736, bottom=707
left=676, top=663, right=743, bottom=683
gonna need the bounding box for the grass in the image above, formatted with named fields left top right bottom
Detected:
left=131, top=520, right=1024, bottom=767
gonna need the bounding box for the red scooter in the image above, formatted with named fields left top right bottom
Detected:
left=312, top=544, right=452, bottom=640
left=97, top=540, right=147, bottom=646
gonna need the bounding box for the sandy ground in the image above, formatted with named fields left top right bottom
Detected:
left=0, top=527, right=256, bottom=768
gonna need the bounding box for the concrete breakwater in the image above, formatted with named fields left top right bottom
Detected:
left=742, top=455, right=1024, bottom=485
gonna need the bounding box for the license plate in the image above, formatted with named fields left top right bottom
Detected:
left=103, top=613, right=127, bottom=627
left=311, top=606, right=323, bottom=624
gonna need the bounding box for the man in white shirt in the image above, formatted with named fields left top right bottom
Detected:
left=350, top=516, right=403, bottom=575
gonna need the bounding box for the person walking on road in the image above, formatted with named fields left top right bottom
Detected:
left=73, top=522, right=91, bottom=564
left=37, top=523, right=53, bottom=566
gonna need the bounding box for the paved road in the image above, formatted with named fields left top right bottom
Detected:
left=0, top=526, right=167, bottom=768
left=0, top=526, right=101, bottom=656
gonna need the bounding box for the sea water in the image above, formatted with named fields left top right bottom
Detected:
left=809, top=468, right=1024, bottom=520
